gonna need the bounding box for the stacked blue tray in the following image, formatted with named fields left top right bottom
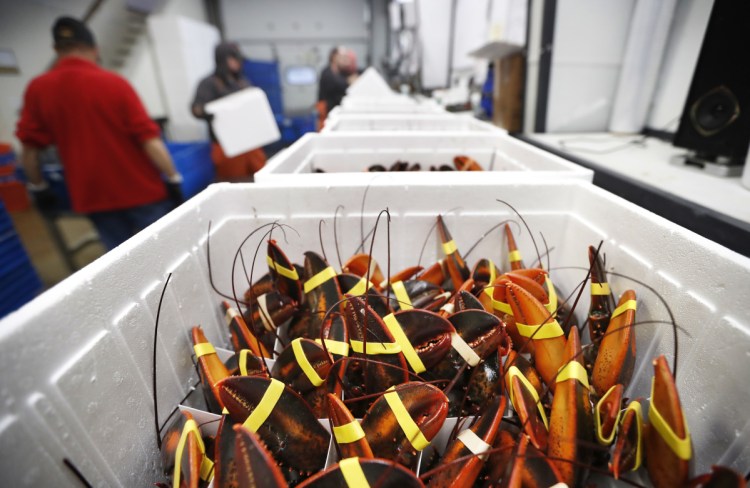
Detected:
left=0, top=200, right=43, bottom=318
left=244, top=59, right=284, bottom=115
left=165, top=141, right=214, bottom=199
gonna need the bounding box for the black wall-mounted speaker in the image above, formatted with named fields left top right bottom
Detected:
left=672, top=0, right=750, bottom=162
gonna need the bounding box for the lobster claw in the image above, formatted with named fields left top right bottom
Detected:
left=361, top=382, right=449, bottom=469
left=454, top=155, right=483, bottom=171
left=548, top=327, right=594, bottom=486
left=271, top=338, right=333, bottom=417
left=337, top=272, right=390, bottom=317
left=343, top=253, right=385, bottom=289
left=504, top=282, right=565, bottom=391
left=587, top=245, right=616, bottom=343
left=592, top=290, right=637, bottom=396
left=343, top=295, right=409, bottom=394
left=326, top=393, right=374, bottom=460
left=214, top=415, right=238, bottom=488
left=267, top=239, right=303, bottom=303
left=610, top=398, right=644, bottom=479
left=297, top=457, right=424, bottom=488
left=426, top=395, right=506, bottom=488
left=303, top=251, right=344, bottom=339
left=386, top=309, right=454, bottom=372
left=464, top=346, right=505, bottom=415
left=380, top=265, right=424, bottom=291
left=217, top=376, right=331, bottom=478
left=645, top=355, right=693, bottom=488
left=594, top=384, right=624, bottom=447
left=243, top=291, right=297, bottom=336
left=505, top=362, right=549, bottom=451
left=191, top=326, right=230, bottom=413
left=440, top=290, right=485, bottom=318
left=160, top=410, right=213, bottom=488
left=233, top=424, right=287, bottom=488
left=221, top=301, right=271, bottom=358
left=437, top=215, right=470, bottom=291
left=496, top=433, right=562, bottom=488
left=387, top=279, right=449, bottom=313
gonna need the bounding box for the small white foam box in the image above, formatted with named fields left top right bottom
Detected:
left=1, top=180, right=750, bottom=485
left=255, top=132, right=592, bottom=184
left=321, top=113, right=504, bottom=133
left=204, top=87, right=280, bottom=157
left=345, top=67, right=395, bottom=98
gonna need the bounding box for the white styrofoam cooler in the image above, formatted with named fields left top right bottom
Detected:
left=327, top=97, right=445, bottom=117
left=254, top=132, right=593, bottom=184
left=2, top=180, right=750, bottom=486
left=321, top=113, right=503, bottom=133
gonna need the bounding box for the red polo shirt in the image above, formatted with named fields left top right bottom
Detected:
left=16, top=56, right=167, bottom=213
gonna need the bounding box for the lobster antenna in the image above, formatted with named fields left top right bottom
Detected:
left=334, top=204, right=344, bottom=270
left=318, top=219, right=328, bottom=262
left=152, top=272, right=172, bottom=450
left=496, top=199, right=543, bottom=272
left=462, top=219, right=520, bottom=260
left=63, top=458, right=93, bottom=488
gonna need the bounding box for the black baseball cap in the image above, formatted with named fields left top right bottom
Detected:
left=52, top=17, right=96, bottom=49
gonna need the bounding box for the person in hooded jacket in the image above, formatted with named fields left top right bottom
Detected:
left=191, top=42, right=266, bottom=182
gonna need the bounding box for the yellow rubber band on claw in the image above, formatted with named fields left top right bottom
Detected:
left=648, top=378, right=692, bottom=461
left=239, top=349, right=251, bottom=376
left=383, top=313, right=426, bottom=373
left=200, top=456, right=214, bottom=482
left=350, top=340, right=401, bottom=355
left=339, top=457, right=370, bottom=487
left=442, top=239, right=458, bottom=255
left=173, top=419, right=212, bottom=487
left=224, top=306, right=240, bottom=326
left=457, top=429, right=492, bottom=461
left=490, top=296, right=513, bottom=315
left=384, top=387, right=430, bottom=451
left=257, top=293, right=275, bottom=332
left=544, top=276, right=558, bottom=315
left=611, top=299, right=637, bottom=319
left=304, top=266, right=337, bottom=294
left=594, top=384, right=623, bottom=446
left=243, top=378, right=284, bottom=432
left=556, top=361, right=590, bottom=388
left=623, top=400, right=644, bottom=471
left=483, top=260, right=498, bottom=299
left=291, top=339, right=325, bottom=387
left=392, top=280, right=413, bottom=310
left=266, top=255, right=299, bottom=280
left=506, top=365, right=549, bottom=430
left=508, top=250, right=522, bottom=263
left=315, top=338, right=350, bottom=357
left=591, top=282, right=610, bottom=296
left=347, top=276, right=374, bottom=297
left=451, top=332, right=481, bottom=367
left=193, top=342, right=216, bottom=359
left=516, top=320, right=564, bottom=340
left=333, top=420, right=366, bottom=444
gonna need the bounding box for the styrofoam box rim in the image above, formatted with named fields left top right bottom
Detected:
left=320, top=113, right=505, bottom=133
left=254, top=132, right=593, bottom=183
left=2, top=180, right=750, bottom=486
left=327, top=104, right=447, bottom=116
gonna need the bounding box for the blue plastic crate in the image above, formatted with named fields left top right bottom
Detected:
left=166, top=141, right=214, bottom=199
left=244, top=59, right=284, bottom=115
left=291, top=114, right=317, bottom=138
left=0, top=151, right=15, bottom=165
left=0, top=202, right=42, bottom=318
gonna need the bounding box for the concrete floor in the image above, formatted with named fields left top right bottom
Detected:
left=10, top=207, right=106, bottom=289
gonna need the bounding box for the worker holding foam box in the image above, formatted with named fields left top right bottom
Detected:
left=191, top=42, right=267, bottom=182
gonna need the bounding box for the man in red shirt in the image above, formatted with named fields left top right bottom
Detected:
left=16, top=17, right=183, bottom=250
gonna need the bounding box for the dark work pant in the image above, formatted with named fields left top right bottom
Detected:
left=88, top=200, right=173, bottom=250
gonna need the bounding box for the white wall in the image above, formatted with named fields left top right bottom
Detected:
left=546, top=0, right=636, bottom=132
left=0, top=0, right=208, bottom=147
left=646, top=0, right=713, bottom=131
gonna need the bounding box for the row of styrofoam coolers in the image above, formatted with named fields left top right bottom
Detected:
left=327, top=96, right=445, bottom=117
left=321, top=113, right=503, bottom=133
left=255, top=132, right=593, bottom=184
left=1, top=180, right=749, bottom=486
